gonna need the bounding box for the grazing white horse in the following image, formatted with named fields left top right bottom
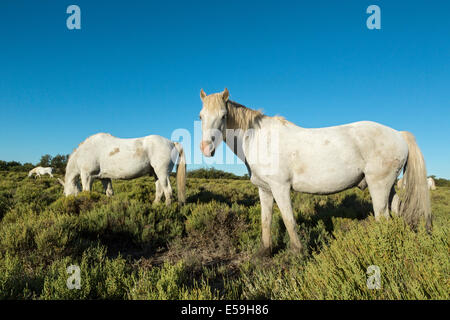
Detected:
left=427, top=177, right=436, bottom=190
left=199, top=88, right=431, bottom=255
left=28, top=167, right=54, bottom=178
left=58, top=133, right=186, bottom=205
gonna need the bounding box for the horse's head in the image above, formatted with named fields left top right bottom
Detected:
left=199, top=88, right=229, bottom=157
left=58, top=177, right=81, bottom=196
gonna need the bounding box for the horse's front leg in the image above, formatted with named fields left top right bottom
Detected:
left=257, top=187, right=274, bottom=257
left=271, top=183, right=303, bottom=254
left=80, top=172, right=93, bottom=192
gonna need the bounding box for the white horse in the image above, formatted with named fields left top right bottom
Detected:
left=427, top=177, right=436, bottom=190
left=398, top=176, right=435, bottom=191
left=57, top=133, right=186, bottom=205
left=397, top=177, right=405, bottom=189
left=28, top=166, right=54, bottom=178
left=199, top=88, right=431, bottom=255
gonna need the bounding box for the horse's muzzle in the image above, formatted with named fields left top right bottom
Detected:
left=200, top=141, right=215, bottom=157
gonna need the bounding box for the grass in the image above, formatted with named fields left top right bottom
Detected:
left=0, top=170, right=448, bottom=300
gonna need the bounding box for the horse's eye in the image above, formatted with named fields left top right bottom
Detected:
left=199, top=114, right=202, bottom=120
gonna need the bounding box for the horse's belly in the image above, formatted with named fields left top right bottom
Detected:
left=292, top=161, right=364, bottom=195
left=292, top=174, right=364, bottom=194
left=100, top=156, right=151, bottom=180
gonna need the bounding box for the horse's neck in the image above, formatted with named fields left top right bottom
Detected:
left=223, top=129, right=247, bottom=163
left=224, top=101, right=264, bottom=162
left=224, top=101, right=303, bottom=165
left=225, top=101, right=264, bottom=131
left=65, top=155, right=79, bottom=182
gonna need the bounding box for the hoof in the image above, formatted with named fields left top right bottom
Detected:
left=253, top=246, right=272, bottom=259
left=289, top=243, right=303, bottom=255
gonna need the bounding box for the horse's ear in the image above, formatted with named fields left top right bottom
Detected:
left=200, top=89, right=207, bottom=101
left=222, top=88, right=229, bottom=102
left=57, top=178, right=65, bottom=187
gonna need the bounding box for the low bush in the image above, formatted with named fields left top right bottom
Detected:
left=0, top=170, right=448, bottom=300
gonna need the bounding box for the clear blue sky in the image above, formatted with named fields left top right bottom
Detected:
left=0, top=0, right=449, bottom=177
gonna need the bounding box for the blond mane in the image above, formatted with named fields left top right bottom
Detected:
left=226, top=100, right=265, bottom=130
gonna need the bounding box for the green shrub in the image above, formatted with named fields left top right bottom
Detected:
left=0, top=252, right=44, bottom=299
left=128, top=261, right=218, bottom=300
left=187, top=168, right=247, bottom=180
left=0, top=190, right=13, bottom=219
left=50, top=192, right=104, bottom=216
left=242, top=216, right=449, bottom=300
left=0, top=253, right=30, bottom=299
left=41, top=246, right=131, bottom=299
left=0, top=170, right=448, bottom=300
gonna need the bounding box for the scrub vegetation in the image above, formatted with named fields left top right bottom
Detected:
left=0, top=168, right=448, bottom=300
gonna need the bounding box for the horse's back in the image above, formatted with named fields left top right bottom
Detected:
left=143, top=135, right=176, bottom=167
left=144, top=135, right=173, bottom=148
left=259, top=119, right=408, bottom=194
left=347, top=121, right=408, bottom=164
left=73, top=133, right=175, bottom=178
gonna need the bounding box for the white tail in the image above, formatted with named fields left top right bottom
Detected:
left=174, top=142, right=186, bottom=204
left=399, top=131, right=432, bottom=231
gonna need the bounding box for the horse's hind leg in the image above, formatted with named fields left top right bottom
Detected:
left=154, top=169, right=172, bottom=206
left=357, top=177, right=368, bottom=190
left=106, top=180, right=114, bottom=196
left=389, top=186, right=399, bottom=215
left=164, top=177, right=173, bottom=205
left=101, top=179, right=114, bottom=197
left=366, top=175, right=396, bottom=220
left=153, top=179, right=163, bottom=204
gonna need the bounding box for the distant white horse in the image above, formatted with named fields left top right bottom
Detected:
left=57, top=133, right=186, bottom=205
left=28, top=167, right=54, bottom=178
left=397, top=177, right=405, bottom=189
left=427, top=177, right=436, bottom=190
left=398, top=176, right=436, bottom=191
left=199, top=88, right=431, bottom=255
